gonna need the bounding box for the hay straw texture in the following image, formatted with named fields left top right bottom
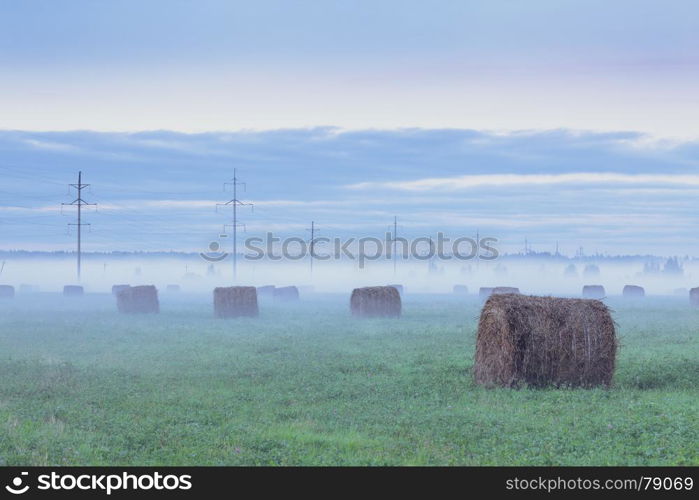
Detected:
left=350, top=286, right=401, bottom=318
left=475, top=294, right=617, bottom=388
left=493, top=286, right=520, bottom=295
left=582, top=285, right=606, bottom=299
left=273, top=286, right=300, bottom=302
left=690, top=287, right=699, bottom=307
left=0, top=285, right=15, bottom=298
left=214, top=286, right=258, bottom=318
left=479, top=287, right=494, bottom=300
left=63, top=285, right=84, bottom=296
left=453, top=285, right=468, bottom=294
left=116, top=285, right=159, bottom=314
left=112, top=284, right=130, bottom=295
left=622, top=285, right=645, bottom=298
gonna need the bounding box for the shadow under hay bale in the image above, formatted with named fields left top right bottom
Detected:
left=350, top=286, right=401, bottom=318
left=116, top=285, right=159, bottom=314
left=214, top=286, right=258, bottom=318
left=453, top=285, right=468, bottom=294
left=479, top=287, right=494, bottom=300
left=475, top=294, right=616, bottom=388
left=166, top=284, right=180, bottom=292
left=0, top=285, right=15, bottom=298
left=273, top=286, right=299, bottom=302
left=256, top=285, right=275, bottom=297
left=622, top=285, right=645, bottom=298
left=112, top=284, right=130, bottom=295
left=387, top=284, right=404, bottom=296
left=582, top=285, right=606, bottom=299
left=690, top=287, right=699, bottom=307
left=493, top=286, right=520, bottom=295
left=63, top=285, right=84, bottom=297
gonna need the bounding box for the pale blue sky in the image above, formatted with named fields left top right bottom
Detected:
left=1, top=2, right=698, bottom=254
left=1, top=0, right=698, bottom=134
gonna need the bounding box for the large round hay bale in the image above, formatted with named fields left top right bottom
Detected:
left=112, top=284, right=130, bottom=295
left=63, top=285, right=84, bottom=297
left=690, top=287, right=699, bottom=307
left=622, top=285, right=644, bottom=298
left=116, top=285, right=159, bottom=314
left=453, top=285, right=468, bottom=294
left=214, top=286, right=258, bottom=318
left=493, top=286, right=520, bottom=295
left=256, top=285, right=275, bottom=297
left=479, top=287, right=494, bottom=300
left=273, top=286, right=299, bottom=302
left=0, top=285, right=15, bottom=298
left=350, top=286, right=401, bottom=318
left=387, top=284, right=404, bottom=296
left=582, top=285, right=605, bottom=299
left=475, top=294, right=616, bottom=388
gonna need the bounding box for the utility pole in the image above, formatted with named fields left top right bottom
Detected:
left=306, top=221, right=320, bottom=275
left=62, top=171, right=96, bottom=281
left=217, top=169, right=253, bottom=282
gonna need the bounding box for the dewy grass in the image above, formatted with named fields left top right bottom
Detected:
left=0, top=293, right=696, bottom=466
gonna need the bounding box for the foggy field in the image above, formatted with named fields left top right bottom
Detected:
left=0, top=293, right=697, bottom=466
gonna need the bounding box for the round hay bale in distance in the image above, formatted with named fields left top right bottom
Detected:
left=350, top=286, right=401, bottom=318
left=475, top=294, right=617, bottom=388
left=493, top=286, right=520, bottom=295
left=690, top=287, right=699, bottom=307
left=453, top=285, right=468, bottom=294
left=63, top=285, right=84, bottom=297
left=112, top=284, right=130, bottom=295
left=622, top=285, right=645, bottom=298
left=214, top=286, right=258, bottom=318
left=479, top=287, right=494, bottom=300
left=256, top=285, right=275, bottom=297
left=116, top=285, right=159, bottom=314
left=582, top=285, right=606, bottom=299
left=166, top=284, right=180, bottom=292
left=273, top=286, right=299, bottom=302
left=0, top=285, right=15, bottom=298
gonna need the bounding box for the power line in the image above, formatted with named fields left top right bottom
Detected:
left=216, top=168, right=253, bottom=282
left=61, top=171, right=96, bottom=281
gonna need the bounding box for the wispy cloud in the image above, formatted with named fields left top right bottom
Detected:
left=347, top=173, right=699, bottom=191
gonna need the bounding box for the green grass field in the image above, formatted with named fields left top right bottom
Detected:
left=0, top=293, right=697, bottom=465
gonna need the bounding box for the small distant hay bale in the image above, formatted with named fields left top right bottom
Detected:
left=112, top=284, right=130, bottom=295
left=256, top=285, right=275, bottom=297
left=583, top=264, right=600, bottom=277
left=582, top=285, right=606, bottom=299
left=350, top=286, right=401, bottom=318
left=493, top=286, right=520, bottom=295
left=622, top=285, right=645, bottom=298
left=116, top=285, right=159, bottom=314
left=214, top=286, right=258, bottom=318
left=0, top=285, right=15, bottom=298
left=166, top=284, right=180, bottom=292
left=690, top=287, right=699, bottom=307
left=475, top=294, right=617, bottom=388
left=453, top=285, right=468, bottom=294
left=479, top=287, right=494, bottom=300
left=387, top=284, right=404, bottom=296
left=274, top=286, right=300, bottom=302
left=63, top=285, right=84, bottom=297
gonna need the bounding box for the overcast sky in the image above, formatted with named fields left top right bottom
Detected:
left=1, top=1, right=698, bottom=254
